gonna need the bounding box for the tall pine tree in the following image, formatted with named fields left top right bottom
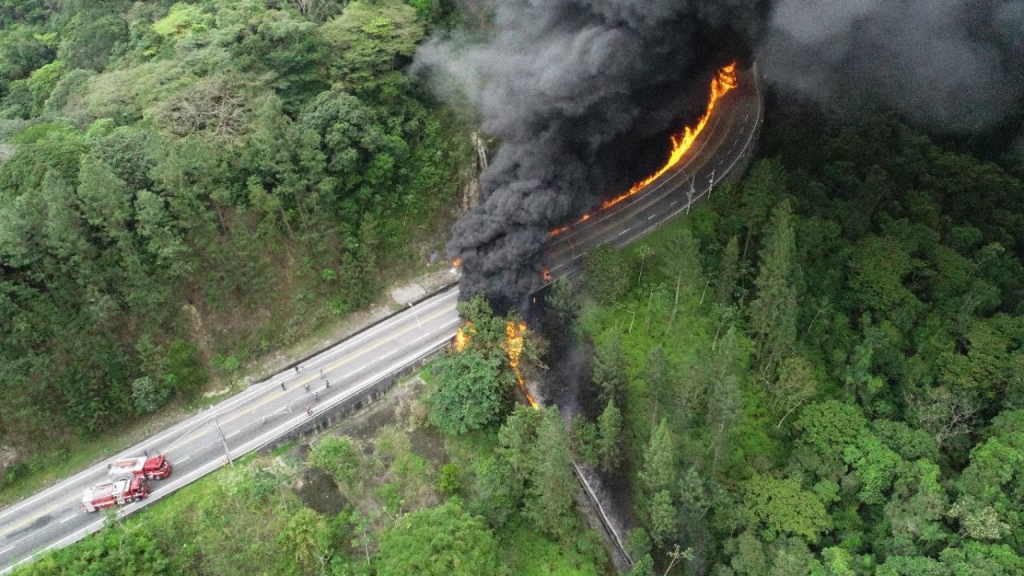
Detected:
left=748, top=201, right=799, bottom=378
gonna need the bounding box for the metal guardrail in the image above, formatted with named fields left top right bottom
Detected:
left=571, top=462, right=634, bottom=568
left=4, top=60, right=767, bottom=574
left=0, top=296, right=458, bottom=574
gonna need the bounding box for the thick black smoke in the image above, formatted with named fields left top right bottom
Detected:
left=416, top=0, right=765, bottom=310
left=761, top=0, right=1024, bottom=132
left=417, top=0, right=1024, bottom=310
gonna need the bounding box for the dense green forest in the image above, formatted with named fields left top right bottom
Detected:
left=561, top=104, right=1024, bottom=574
left=5, top=1, right=1024, bottom=574
left=20, top=100, right=1024, bottom=575
left=0, top=0, right=470, bottom=477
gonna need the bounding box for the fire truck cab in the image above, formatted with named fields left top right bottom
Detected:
left=82, top=477, right=150, bottom=512
left=107, top=455, right=172, bottom=480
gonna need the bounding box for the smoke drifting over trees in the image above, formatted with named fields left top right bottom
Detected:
left=417, top=0, right=1023, bottom=309
left=762, top=0, right=1024, bottom=132
left=415, top=0, right=764, bottom=310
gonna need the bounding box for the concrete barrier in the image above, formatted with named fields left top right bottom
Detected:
left=258, top=342, right=449, bottom=453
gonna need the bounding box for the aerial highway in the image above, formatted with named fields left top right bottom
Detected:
left=0, top=289, right=461, bottom=572
left=0, top=63, right=762, bottom=573
left=544, top=64, right=763, bottom=278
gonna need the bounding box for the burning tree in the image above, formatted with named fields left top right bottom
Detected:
left=428, top=295, right=547, bottom=435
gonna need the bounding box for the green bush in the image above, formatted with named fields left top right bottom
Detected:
left=165, top=340, right=207, bottom=400
left=438, top=463, right=461, bottom=497
left=130, top=376, right=172, bottom=414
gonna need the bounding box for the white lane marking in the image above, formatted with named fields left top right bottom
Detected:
left=4, top=518, right=104, bottom=574
left=311, top=289, right=458, bottom=367
left=648, top=213, right=656, bottom=220
left=59, top=514, right=77, bottom=524
left=551, top=93, right=728, bottom=246
left=165, top=291, right=459, bottom=450
left=670, top=200, right=677, bottom=206
left=227, top=431, right=241, bottom=439
left=0, top=286, right=446, bottom=520
left=1, top=546, right=14, bottom=555
left=1, top=296, right=462, bottom=571
left=618, top=228, right=630, bottom=236
left=1, top=290, right=458, bottom=530
left=176, top=455, right=190, bottom=464
left=231, top=331, right=459, bottom=460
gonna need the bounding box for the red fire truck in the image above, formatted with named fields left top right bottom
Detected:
left=107, top=455, right=172, bottom=480
left=81, top=477, right=150, bottom=512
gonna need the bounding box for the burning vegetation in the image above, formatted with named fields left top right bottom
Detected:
left=451, top=318, right=539, bottom=409
left=419, top=0, right=763, bottom=312
left=504, top=320, right=539, bottom=409
left=454, top=322, right=472, bottom=352
left=431, top=296, right=545, bottom=433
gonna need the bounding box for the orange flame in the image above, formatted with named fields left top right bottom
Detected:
left=506, top=320, right=539, bottom=409
left=542, top=268, right=552, bottom=282
left=454, top=322, right=472, bottom=352
left=452, top=319, right=538, bottom=409
left=550, top=63, right=738, bottom=237
left=452, top=257, right=462, bottom=267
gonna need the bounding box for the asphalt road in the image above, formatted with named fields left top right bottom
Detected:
left=0, top=64, right=762, bottom=574
left=0, top=288, right=461, bottom=572
left=545, top=65, right=763, bottom=278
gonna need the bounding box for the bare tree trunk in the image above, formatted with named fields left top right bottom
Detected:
left=668, top=275, right=682, bottom=331
left=804, top=305, right=824, bottom=340
left=278, top=204, right=297, bottom=242
left=644, top=289, right=654, bottom=332
left=777, top=403, right=801, bottom=428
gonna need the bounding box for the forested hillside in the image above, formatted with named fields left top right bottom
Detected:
left=0, top=0, right=470, bottom=472
left=561, top=104, right=1024, bottom=574
left=12, top=92, right=1024, bottom=575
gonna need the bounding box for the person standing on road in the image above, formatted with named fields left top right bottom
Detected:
left=305, top=405, right=312, bottom=416
left=281, top=382, right=286, bottom=391
left=325, top=379, right=330, bottom=389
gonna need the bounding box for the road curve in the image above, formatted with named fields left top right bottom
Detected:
left=0, top=64, right=762, bottom=574
left=543, top=64, right=763, bottom=279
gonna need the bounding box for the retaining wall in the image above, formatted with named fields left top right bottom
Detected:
left=258, top=343, right=447, bottom=453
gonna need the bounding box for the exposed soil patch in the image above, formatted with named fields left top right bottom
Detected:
left=409, top=428, right=448, bottom=465
left=294, top=467, right=348, bottom=516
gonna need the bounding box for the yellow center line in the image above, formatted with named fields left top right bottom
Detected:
left=0, top=495, right=78, bottom=538
left=168, top=302, right=458, bottom=446
left=1, top=303, right=460, bottom=539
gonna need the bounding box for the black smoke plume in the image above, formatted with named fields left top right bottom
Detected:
left=416, top=0, right=766, bottom=311
left=417, top=0, right=1023, bottom=311
left=761, top=0, right=1024, bottom=132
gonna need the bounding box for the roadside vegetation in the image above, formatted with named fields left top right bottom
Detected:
left=558, top=106, right=1024, bottom=574
left=5, top=2, right=1024, bottom=575
left=0, top=0, right=472, bottom=495
left=12, top=101, right=1024, bottom=575
left=12, top=373, right=606, bottom=576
